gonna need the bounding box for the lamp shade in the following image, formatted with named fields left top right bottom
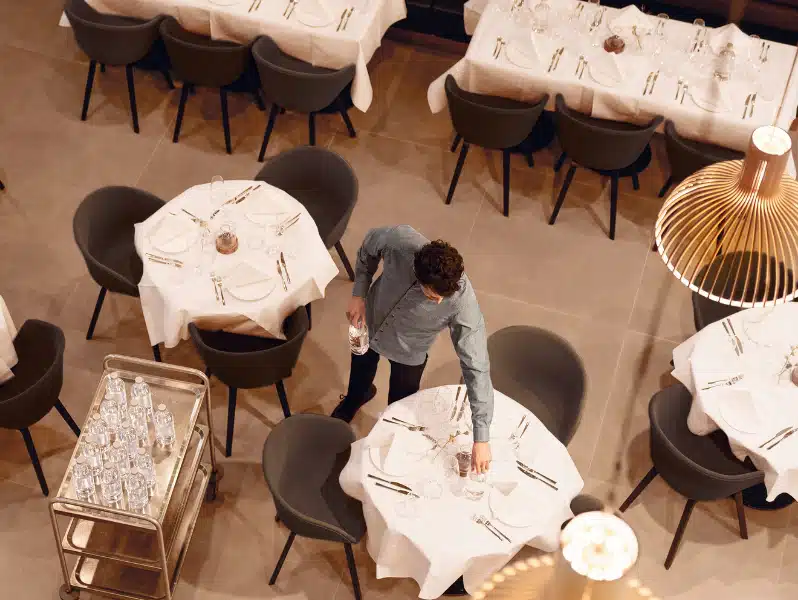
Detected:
left=655, top=126, right=798, bottom=307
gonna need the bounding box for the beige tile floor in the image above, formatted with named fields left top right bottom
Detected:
left=0, top=1, right=795, bottom=598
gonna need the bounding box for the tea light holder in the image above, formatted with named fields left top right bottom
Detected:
left=216, top=224, right=239, bottom=255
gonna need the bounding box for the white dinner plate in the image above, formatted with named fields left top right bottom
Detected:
left=296, top=6, right=336, bottom=27
left=588, top=63, right=622, bottom=88
left=149, top=217, right=200, bottom=254
left=718, top=390, right=765, bottom=434
left=245, top=211, right=291, bottom=226
left=207, top=0, right=241, bottom=6
left=489, top=486, right=538, bottom=528
left=504, top=44, right=539, bottom=70
left=225, top=279, right=276, bottom=302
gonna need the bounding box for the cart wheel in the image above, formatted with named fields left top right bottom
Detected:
left=59, top=584, right=80, bottom=600
left=206, top=469, right=219, bottom=502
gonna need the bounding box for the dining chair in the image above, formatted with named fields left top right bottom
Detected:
left=263, top=414, right=366, bottom=600
left=550, top=94, right=663, bottom=240
left=619, top=383, right=764, bottom=569
left=0, top=320, right=81, bottom=496
left=65, top=0, right=171, bottom=134
left=188, top=306, right=309, bottom=457
left=160, top=17, right=251, bottom=154
left=487, top=326, right=585, bottom=445
left=73, top=186, right=165, bottom=361
left=445, top=75, right=548, bottom=217
left=659, top=120, right=744, bottom=198
left=252, top=36, right=357, bottom=161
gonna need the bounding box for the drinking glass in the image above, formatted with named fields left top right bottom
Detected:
left=101, top=464, right=123, bottom=504
left=82, top=442, right=104, bottom=484
left=100, top=394, right=121, bottom=438
left=110, top=440, right=131, bottom=475
left=106, top=371, right=128, bottom=418
left=530, top=0, right=551, bottom=34
left=463, top=471, right=489, bottom=501
left=72, top=456, right=96, bottom=501
left=442, top=455, right=460, bottom=483
left=131, top=376, right=154, bottom=421
left=126, top=472, right=150, bottom=513
left=136, top=447, right=157, bottom=490
left=154, top=404, right=176, bottom=448
left=420, top=478, right=444, bottom=500
left=119, top=418, right=140, bottom=459
left=654, top=12, right=669, bottom=38
left=455, top=444, right=472, bottom=478
left=128, top=398, right=150, bottom=446
left=87, top=412, right=110, bottom=447
left=210, top=175, right=225, bottom=206
left=196, top=229, right=217, bottom=275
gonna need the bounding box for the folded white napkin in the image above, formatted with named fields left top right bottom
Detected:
left=297, top=0, right=334, bottom=25
left=220, top=263, right=271, bottom=289
left=150, top=214, right=195, bottom=250
left=589, top=51, right=625, bottom=86
left=708, top=23, right=751, bottom=55
left=383, top=429, right=426, bottom=474
left=505, top=35, right=540, bottom=69
left=490, top=485, right=538, bottom=527
left=610, top=5, right=652, bottom=34
left=690, top=78, right=732, bottom=113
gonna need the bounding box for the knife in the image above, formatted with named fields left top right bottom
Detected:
left=726, top=319, right=743, bottom=353
left=374, top=482, right=420, bottom=498
left=280, top=252, right=291, bottom=284
left=342, top=6, right=354, bottom=30
left=650, top=70, right=659, bottom=94
left=517, top=465, right=558, bottom=490
left=767, top=428, right=795, bottom=450
left=516, top=460, right=556, bottom=485
left=451, top=386, right=461, bottom=420
left=234, top=184, right=261, bottom=204
left=456, top=389, right=468, bottom=421
left=643, top=71, right=653, bottom=96
left=276, top=260, right=288, bottom=291
left=368, top=474, right=412, bottom=491
left=336, top=8, right=347, bottom=31
left=758, top=426, right=793, bottom=448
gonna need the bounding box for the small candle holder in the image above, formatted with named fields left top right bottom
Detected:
left=215, top=224, right=239, bottom=255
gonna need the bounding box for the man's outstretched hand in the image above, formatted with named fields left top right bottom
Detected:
left=472, top=441, right=492, bottom=474
left=347, top=296, right=367, bottom=327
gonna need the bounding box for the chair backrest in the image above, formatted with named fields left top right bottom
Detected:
left=487, top=326, right=585, bottom=444
left=159, top=17, right=249, bottom=87
left=554, top=94, right=663, bottom=171
left=664, top=120, right=744, bottom=184
left=73, top=186, right=165, bottom=295
left=254, top=147, right=358, bottom=247
left=262, top=414, right=364, bottom=543
left=649, top=384, right=763, bottom=501
left=252, top=36, right=356, bottom=113
left=445, top=75, right=548, bottom=150
left=65, top=0, right=162, bottom=65
left=0, top=320, right=65, bottom=430
left=188, top=306, right=309, bottom=389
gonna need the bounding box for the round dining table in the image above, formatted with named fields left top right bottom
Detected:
left=134, top=180, right=339, bottom=348
left=339, top=385, right=584, bottom=599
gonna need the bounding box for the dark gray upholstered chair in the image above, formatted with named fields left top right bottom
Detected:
left=160, top=17, right=251, bottom=154
left=445, top=75, right=548, bottom=217
left=619, top=383, right=764, bottom=569
left=73, top=186, right=165, bottom=361
left=263, top=414, right=365, bottom=600
left=65, top=0, right=171, bottom=133
left=487, top=326, right=585, bottom=445
left=189, top=306, right=309, bottom=457
left=254, top=147, right=358, bottom=282
left=550, top=94, right=663, bottom=240
left=252, top=36, right=357, bottom=160
left=0, top=321, right=80, bottom=496
left=659, top=120, right=744, bottom=198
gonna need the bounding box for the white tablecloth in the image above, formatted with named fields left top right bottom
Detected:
left=134, top=180, right=339, bottom=347
left=339, top=385, right=584, bottom=599
left=673, top=304, right=798, bottom=502
left=775, top=49, right=798, bottom=178
left=430, top=1, right=798, bottom=154
left=80, top=0, right=407, bottom=112
left=0, top=296, right=18, bottom=384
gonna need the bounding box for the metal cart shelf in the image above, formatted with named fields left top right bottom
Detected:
left=49, top=355, right=219, bottom=600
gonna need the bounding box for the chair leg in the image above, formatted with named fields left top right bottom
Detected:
left=526, top=153, right=535, bottom=168
left=220, top=88, right=232, bottom=154
left=658, top=175, right=673, bottom=198
left=86, top=287, right=107, bottom=340
left=344, top=543, right=363, bottom=600
left=450, top=133, right=462, bottom=153
left=81, top=59, right=97, bottom=121
left=258, top=104, right=279, bottom=162
left=549, top=165, right=576, bottom=225
left=306, top=304, right=312, bottom=330
left=125, top=64, right=140, bottom=134
left=0, top=179, right=5, bottom=190
left=54, top=400, right=81, bottom=437
left=619, top=466, right=658, bottom=512
left=100, top=63, right=106, bottom=73
left=335, top=241, right=355, bottom=282
left=269, top=531, right=296, bottom=585
left=308, top=112, right=316, bottom=146
left=502, top=149, right=511, bottom=217
left=253, top=88, right=265, bottom=110
left=152, top=344, right=162, bottom=362
left=445, top=142, right=470, bottom=205
left=275, top=380, right=291, bottom=419
left=162, top=68, right=175, bottom=89
left=632, top=172, right=640, bottom=191
left=733, top=492, right=748, bottom=539
left=338, top=100, right=357, bottom=138
left=225, top=387, right=237, bottom=457
left=553, top=151, right=567, bottom=173
left=173, top=83, right=190, bottom=143
left=609, top=173, right=619, bottom=240
left=20, top=428, right=49, bottom=496
left=665, top=499, right=696, bottom=569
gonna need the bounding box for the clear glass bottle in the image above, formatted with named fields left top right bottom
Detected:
left=131, top=376, right=153, bottom=421
left=81, top=442, right=104, bottom=484
left=128, top=397, right=150, bottom=446
left=72, top=456, right=95, bottom=501
left=118, top=417, right=140, bottom=460
left=87, top=412, right=110, bottom=447
left=110, top=440, right=131, bottom=487
left=126, top=471, right=150, bottom=513
left=135, top=447, right=156, bottom=490
left=348, top=324, right=369, bottom=356
left=101, top=463, right=123, bottom=504
left=100, top=393, right=121, bottom=438
left=715, top=42, right=736, bottom=81
left=153, top=404, right=176, bottom=448
left=106, top=371, right=128, bottom=419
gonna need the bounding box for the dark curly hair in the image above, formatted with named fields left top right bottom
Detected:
left=414, top=240, right=464, bottom=297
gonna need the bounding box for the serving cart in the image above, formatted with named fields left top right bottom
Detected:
left=49, top=355, right=220, bottom=600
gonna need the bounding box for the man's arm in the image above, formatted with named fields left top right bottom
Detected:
left=352, top=227, right=394, bottom=298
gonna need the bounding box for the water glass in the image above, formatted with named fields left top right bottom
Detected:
left=72, top=456, right=96, bottom=501
left=196, top=229, right=217, bottom=275
left=119, top=418, right=140, bottom=459
left=100, top=394, right=121, bottom=437
left=131, top=376, right=154, bottom=421
left=106, top=371, right=128, bottom=418
left=210, top=175, right=225, bottom=207
left=654, top=12, right=669, bottom=38
left=126, top=472, right=150, bottom=513
left=136, top=447, right=157, bottom=490
left=530, top=0, right=550, bottom=33
left=82, top=442, right=104, bottom=484
left=87, top=412, right=110, bottom=447
left=154, top=404, right=176, bottom=448
left=128, top=397, right=149, bottom=445
left=455, top=445, right=472, bottom=478
left=110, top=440, right=131, bottom=480
left=463, top=471, right=489, bottom=501
left=100, top=464, right=123, bottom=504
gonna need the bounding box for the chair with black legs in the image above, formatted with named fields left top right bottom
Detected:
left=658, top=120, right=744, bottom=199
left=188, top=306, right=309, bottom=457
left=444, top=75, right=548, bottom=217
left=549, top=94, right=663, bottom=240
left=160, top=17, right=251, bottom=154
left=263, top=414, right=366, bottom=600
left=73, top=186, right=166, bottom=362
left=619, top=383, right=764, bottom=569
left=0, top=320, right=81, bottom=496
left=65, top=0, right=171, bottom=134
left=252, top=36, right=357, bottom=161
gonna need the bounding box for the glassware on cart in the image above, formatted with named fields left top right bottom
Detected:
left=106, top=371, right=128, bottom=418
left=72, top=456, right=96, bottom=501
left=100, top=393, right=122, bottom=437
left=100, top=463, right=123, bottom=505
left=82, top=441, right=104, bottom=484
left=87, top=412, right=110, bottom=447
left=135, top=447, right=157, bottom=490
left=110, top=439, right=131, bottom=475
left=128, top=397, right=150, bottom=446
left=154, top=404, right=177, bottom=448
left=131, top=376, right=154, bottom=421
left=348, top=323, right=369, bottom=356
left=126, top=471, right=150, bottom=513
left=119, top=417, right=140, bottom=459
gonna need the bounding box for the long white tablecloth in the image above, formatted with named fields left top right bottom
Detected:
left=0, top=296, right=18, bottom=384
left=134, top=180, right=338, bottom=347
left=340, top=385, right=584, bottom=599
left=81, top=0, right=407, bottom=111
left=673, top=304, right=798, bottom=502
left=430, top=1, right=798, bottom=155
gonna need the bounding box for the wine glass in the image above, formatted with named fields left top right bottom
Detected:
left=654, top=12, right=668, bottom=38
left=210, top=175, right=225, bottom=205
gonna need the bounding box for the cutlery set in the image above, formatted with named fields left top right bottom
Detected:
left=283, top=0, right=298, bottom=19
left=758, top=41, right=771, bottom=63
left=516, top=460, right=558, bottom=490
left=369, top=474, right=420, bottom=498
left=337, top=7, right=355, bottom=31
left=575, top=55, right=587, bottom=80
left=248, top=0, right=262, bottom=12
left=642, top=70, right=659, bottom=95
left=509, top=0, right=524, bottom=14
left=701, top=374, right=744, bottom=390
left=492, top=37, right=506, bottom=59
left=276, top=252, right=290, bottom=291
left=211, top=273, right=226, bottom=306
left=450, top=386, right=468, bottom=422
left=509, top=414, right=529, bottom=443
left=589, top=7, right=606, bottom=33
left=547, top=47, right=564, bottom=73
left=675, top=77, right=688, bottom=104
left=146, top=253, right=183, bottom=268
left=742, top=93, right=757, bottom=120
left=210, top=184, right=261, bottom=219
left=760, top=426, right=796, bottom=450
left=631, top=24, right=643, bottom=50
left=275, top=213, right=301, bottom=236
left=181, top=208, right=206, bottom=226
left=383, top=417, right=427, bottom=432
left=722, top=318, right=743, bottom=355
left=474, top=515, right=511, bottom=542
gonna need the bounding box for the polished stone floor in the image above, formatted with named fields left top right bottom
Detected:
left=0, top=1, right=796, bottom=599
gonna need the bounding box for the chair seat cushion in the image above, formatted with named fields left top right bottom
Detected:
left=676, top=430, right=758, bottom=477
left=454, top=87, right=540, bottom=112
left=195, top=329, right=284, bottom=353
left=95, top=239, right=143, bottom=295
left=268, top=47, right=336, bottom=76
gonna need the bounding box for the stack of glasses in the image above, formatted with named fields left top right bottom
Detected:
left=71, top=373, right=177, bottom=513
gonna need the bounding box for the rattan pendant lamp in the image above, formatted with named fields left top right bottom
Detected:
left=655, top=125, right=798, bottom=307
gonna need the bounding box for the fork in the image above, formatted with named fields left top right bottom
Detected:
left=383, top=418, right=426, bottom=431
left=276, top=213, right=301, bottom=236
left=473, top=515, right=503, bottom=541
left=680, top=82, right=689, bottom=104
left=743, top=94, right=751, bottom=120
left=212, top=274, right=226, bottom=305
left=643, top=71, right=653, bottom=95
left=342, top=6, right=354, bottom=30
left=493, top=37, right=505, bottom=59
left=476, top=515, right=511, bottom=542
left=748, top=93, right=756, bottom=119
left=283, top=0, right=295, bottom=16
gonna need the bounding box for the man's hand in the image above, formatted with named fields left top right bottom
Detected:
left=472, top=441, right=492, bottom=474
left=346, top=296, right=367, bottom=327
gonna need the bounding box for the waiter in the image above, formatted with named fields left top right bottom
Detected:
left=331, top=225, right=494, bottom=474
